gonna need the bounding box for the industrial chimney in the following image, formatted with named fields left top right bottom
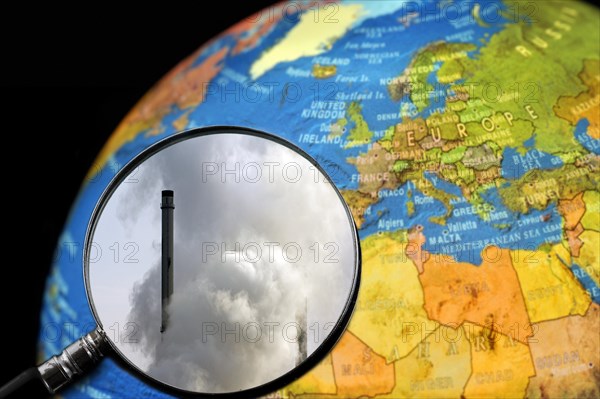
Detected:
left=160, top=190, right=174, bottom=334
left=295, top=298, right=308, bottom=366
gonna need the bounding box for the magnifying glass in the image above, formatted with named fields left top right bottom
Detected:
left=0, top=126, right=360, bottom=397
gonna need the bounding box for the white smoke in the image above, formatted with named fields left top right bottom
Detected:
left=89, top=133, right=356, bottom=393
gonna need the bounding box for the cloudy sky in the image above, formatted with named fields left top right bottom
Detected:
left=88, top=132, right=357, bottom=393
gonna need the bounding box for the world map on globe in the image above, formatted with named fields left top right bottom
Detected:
left=40, top=1, right=599, bottom=398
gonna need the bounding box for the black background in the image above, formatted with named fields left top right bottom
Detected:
left=0, top=2, right=275, bottom=391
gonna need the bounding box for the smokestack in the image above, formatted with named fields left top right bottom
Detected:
left=161, top=190, right=174, bottom=334
left=296, top=298, right=307, bottom=366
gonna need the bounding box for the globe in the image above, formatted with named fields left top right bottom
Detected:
left=40, top=1, right=599, bottom=398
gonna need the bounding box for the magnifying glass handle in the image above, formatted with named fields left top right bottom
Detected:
left=0, top=368, right=47, bottom=398
left=0, top=329, right=108, bottom=398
